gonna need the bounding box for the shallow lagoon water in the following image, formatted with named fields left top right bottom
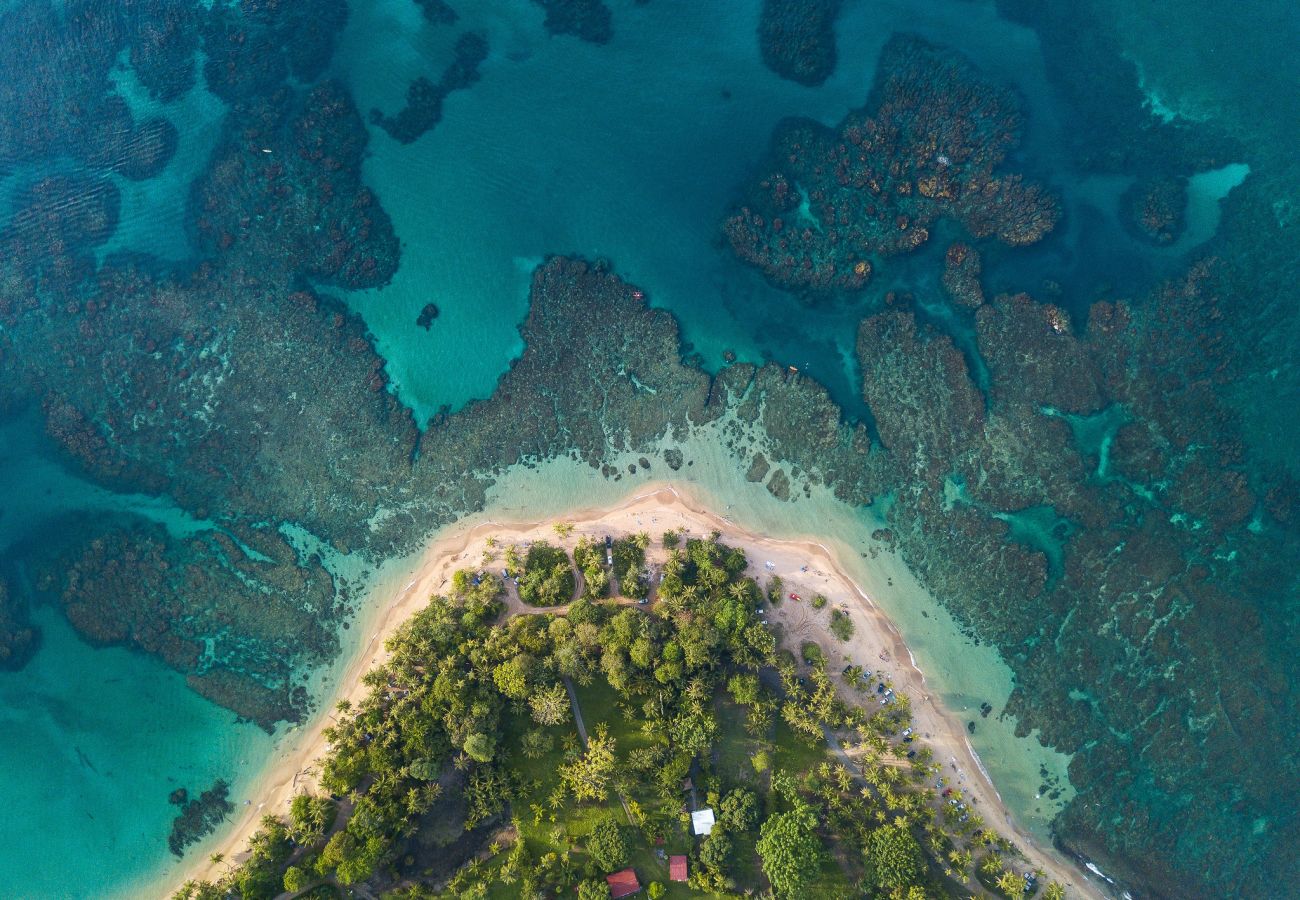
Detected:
left=0, top=608, right=272, bottom=900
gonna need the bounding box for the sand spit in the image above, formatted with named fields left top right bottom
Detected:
left=171, top=483, right=1106, bottom=899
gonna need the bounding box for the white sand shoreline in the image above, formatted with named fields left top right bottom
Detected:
left=169, top=482, right=1106, bottom=899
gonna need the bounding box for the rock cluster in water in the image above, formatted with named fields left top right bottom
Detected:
left=757, top=0, right=842, bottom=87
left=168, top=779, right=233, bottom=858
left=371, top=32, right=489, bottom=145
left=530, top=0, right=614, bottom=45
left=723, top=35, right=1060, bottom=294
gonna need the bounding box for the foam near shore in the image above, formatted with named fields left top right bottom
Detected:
left=168, top=463, right=1104, bottom=899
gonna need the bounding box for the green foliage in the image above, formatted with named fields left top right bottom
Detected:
left=647, top=882, right=666, bottom=899
left=756, top=800, right=823, bottom=898
left=521, top=727, right=556, bottom=759
left=178, top=540, right=1017, bottom=900
left=699, top=828, right=734, bottom=875
left=519, top=542, right=575, bottom=606
left=317, top=829, right=385, bottom=885
left=406, top=756, right=441, bottom=781
left=996, top=869, right=1029, bottom=898
left=560, top=725, right=617, bottom=802
left=288, top=794, right=336, bottom=845
left=810, top=593, right=828, bottom=610
left=829, top=608, right=855, bottom=641
left=465, top=766, right=510, bottom=827
left=766, top=575, right=784, bottom=606
left=586, top=817, right=628, bottom=870
left=863, top=824, right=924, bottom=893
left=612, top=535, right=650, bottom=599
left=577, top=879, right=610, bottom=900
left=529, top=681, right=571, bottom=726
left=573, top=537, right=610, bottom=600
left=463, top=732, right=496, bottom=763
left=493, top=652, right=535, bottom=700
left=281, top=865, right=309, bottom=894
left=801, top=641, right=826, bottom=668
left=225, top=815, right=293, bottom=899
left=719, top=787, right=760, bottom=831
left=661, top=530, right=680, bottom=549
left=726, top=671, right=761, bottom=706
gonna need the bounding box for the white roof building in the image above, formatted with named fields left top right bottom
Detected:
left=691, top=808, right=715, bottom=836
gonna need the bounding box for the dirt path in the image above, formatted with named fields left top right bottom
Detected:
left=563, top=677, right=590, bottom=747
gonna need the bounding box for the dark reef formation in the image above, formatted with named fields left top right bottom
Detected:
left=723, top=35, right=1059, bottom=295
left=1121, top=175, right=1188, bottom=245
left=168, top=779, right=233, bottom=857
left=0, top=0, right=418, bottom=733
left=415, top=0, right=459, bottom=26
left=757, top=0, right=841, bottom=86
left=0, top=2, right=182, bottom=175
left=193, top=80, right=400, bottom=289
left=200, top=0, right=349, bottom=103
left=530, top=0, right=614, bottom=44
left=856, top=266, right=1299, bottom=898
left=940, top=242, right=984, bottom=308
left=371, top=32, right=489, bottom=145
left=30, top=516, right=335, bottom=727
left=417, top=302, right=441, bottom=329
left=0, top=577, right=38, bottom=671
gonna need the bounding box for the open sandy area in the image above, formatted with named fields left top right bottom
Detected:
left=173, top=483, right=1106, bottom=899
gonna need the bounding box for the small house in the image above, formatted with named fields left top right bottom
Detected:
left=669, top=855, right=688, bottom=882
left=691, top=807, right=715, bottom=836
left=606, top=868, right=641, bottom=899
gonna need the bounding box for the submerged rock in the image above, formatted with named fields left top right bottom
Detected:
left=757, top=0, right=842, bottom=87
left=371, top=32, right=488, bottom=145
left=1121, top=175, right=1188, bottom=245
left=530, top=0, right=613, bottom=44
left=0, top=577, right=37, bottom=672
left=168, top=779, right=233, bottom=857
left=417, top=302, right=441, bottom=330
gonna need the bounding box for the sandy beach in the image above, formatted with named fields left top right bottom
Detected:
left=173, top=483, right=1106, bottom=899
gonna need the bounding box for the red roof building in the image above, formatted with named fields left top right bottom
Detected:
left=669, top=855, right=688, bottom=882
left=606, top=868, right=641, bottom=898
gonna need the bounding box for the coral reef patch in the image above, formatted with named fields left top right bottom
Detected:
left=168, top=779, right=233, bottom=857
left=0, top=577, right=38, bottom=672
left=371, top=32, right=489, bottom=145
left=757, top=0, right=842, bottom=87
left=723, top=35, right=1059, bottom=295
left=530, top=0, right=614, bottom=44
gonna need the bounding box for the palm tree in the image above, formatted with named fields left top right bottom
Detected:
left=996, top=869, right=1028, bottom=898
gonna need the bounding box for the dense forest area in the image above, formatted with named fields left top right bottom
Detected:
left=175, top=535, right=1065, bottom=899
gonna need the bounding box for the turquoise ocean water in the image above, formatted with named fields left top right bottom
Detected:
left=0, top=0, right=1293, bottom=896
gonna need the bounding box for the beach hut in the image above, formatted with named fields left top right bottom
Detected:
left=669, top=855, right=688, bottom=882
left=606, top=867, right=641, bottom=898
